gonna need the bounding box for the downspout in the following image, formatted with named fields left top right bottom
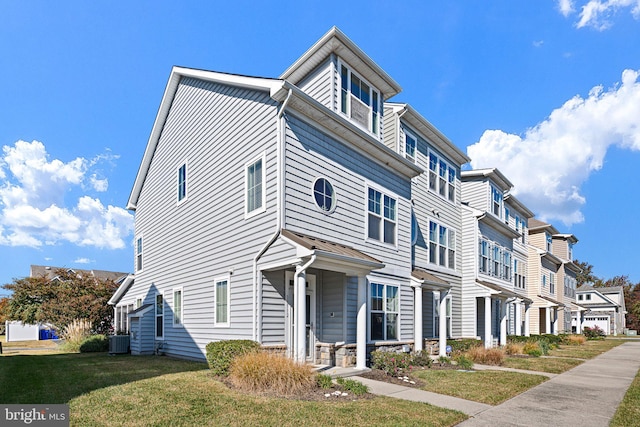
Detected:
left=251, top=86, right=293, bottom=342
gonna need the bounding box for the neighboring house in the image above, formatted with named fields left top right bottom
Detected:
left=119, top=27, right=424, bottom=367
left=575, top=285, right=626, bottom=335
left=459, top=169, right=533, bottom=348
left=527, top=219, right=566, bottom=335
left=382, top=103, right=470, bottom=355
left=552, top=232, right=581, bottom=333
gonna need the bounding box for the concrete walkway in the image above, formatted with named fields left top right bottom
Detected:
left=341, top=341, right=640, bottom=426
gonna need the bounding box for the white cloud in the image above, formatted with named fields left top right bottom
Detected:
left=467, top=68, right=640, bottom=226
left=558, top=0, right=575, bottom=16
left=74, top=257, right=93, bottom=264
left=0, top=140, right=134, bottom=248
left=533, top=40, right=545, bottom=48
left=558, top=0, right=640, bottom=29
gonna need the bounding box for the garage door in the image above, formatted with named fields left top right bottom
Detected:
left=583, top=316, right=609, bottom=335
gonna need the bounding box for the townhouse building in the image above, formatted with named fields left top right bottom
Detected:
left=459, top=169, right=533, bottom=347
left=575, top=285, right=626, bottom=335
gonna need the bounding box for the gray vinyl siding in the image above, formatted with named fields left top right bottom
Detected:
left=382, top=106, right=397, bottom=151
left=297, top=57, right=334, bottom=110
left=399, top=283, right=414, bottom=341
left=131, top=77, right=279, bottom=361
left=345, top=276, right=358, bottom=342
left=320, top=271, right=345, bottom=342
left=258, top=238, right=296, bottom=269
left=460, top=205, right=486, bottom=338
left=282, top=113, right=412, bottom=277
left=461, top=180, right=488, bottom=211
left=261, top=270, right=286, bottom=345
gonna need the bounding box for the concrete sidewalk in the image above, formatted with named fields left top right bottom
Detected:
left=343, top=341, right=640, bottom=426
left=458, top=340, right=640, bottom=426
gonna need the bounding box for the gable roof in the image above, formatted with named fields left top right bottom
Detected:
left=280, top=26, right=402, bottom=100
left=30, top=265, right=129, bottom=283
left=461, top=168, right=513, bottom=191
left=504, top=194, right=534, bottom=218
left=528, top=218, right=559, bottom=235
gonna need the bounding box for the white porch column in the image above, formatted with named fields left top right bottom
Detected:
left=545, top=308, right=552, bottom=335
left=356, top=275, right=367, bottom=369
left=552, top=308, right=558, bottom=335
left=515, top=303, right=522, bottom=336
left=499, top=300, right=507, bottom=346
left=295, top=265, right=307, bottom=363
left=576, top=311, right=582, bottom=334
left=439, top=290, right=449, bottom=356
left=484, top=296, right=492, bottom=348
left=414, top=286, right=423, bottom=352
left=524, top=303, right=531, bottom=337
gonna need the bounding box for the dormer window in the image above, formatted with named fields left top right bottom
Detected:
left=404, top=131, right=416, bottom=162
left=568, top=242, right=574, bottom=260
left=340, top=64, right=381, bottom=135
left=491, top=185, right=503, bottom=218
left=545, top=232, right=553, bottom=252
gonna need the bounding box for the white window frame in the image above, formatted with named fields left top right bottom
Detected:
left=568, top=242, right=574, bottom=260
left=245, top=152, right=266, bottom=218
left=369, top=282, right=399, bottom=341
left=338, top=60, right=381, bottom=136
left=312, top=176, right=336, bottom=213
left=214, top=275, right=231, bottom=327
left=155, top=292, right=164, bottom=340
left=578, top=294, right=584, bottom=301
left=428, top=151, right=456, bottom=203
left=177, top=162, right=188, bottom=205
left=404, top=129, right=417, bottom=163
left=550, top=272, right=555, bottom=294
left=135, top=235, right=143, bottom=273
left=545, top=232, right=553, bottom=252
left=491, top=185, right=503, bottom=219
left=429, top=219, right=455, bottom=270
left=366, top=184, right=398, bottom=247
left=135, top=296, right=142, bottom=309
left=173, top=287, right=183, bottom=327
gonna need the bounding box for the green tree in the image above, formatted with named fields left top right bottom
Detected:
left=574, top=260, right=602, bottom=286
left=2, top=268, right=118, bottom=334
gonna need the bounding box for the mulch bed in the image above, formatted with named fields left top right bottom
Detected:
left=359, top=363, right=465, bottom=389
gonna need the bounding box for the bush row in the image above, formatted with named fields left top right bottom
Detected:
left=370, top=349, right=432, bottom=376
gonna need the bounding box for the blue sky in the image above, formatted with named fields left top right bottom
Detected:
left=1, top=1, right=639, bottom=293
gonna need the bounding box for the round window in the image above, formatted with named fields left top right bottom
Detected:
left=313, top=178, right=335, bottom=212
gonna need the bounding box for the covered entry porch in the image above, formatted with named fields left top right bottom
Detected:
left=256, top=229, right=385, bottom=368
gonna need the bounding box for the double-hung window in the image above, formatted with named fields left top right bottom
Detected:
left=214, top=277, right=230, bottom=327
left=568, top=242, right=574, bottom=260
left=173, top=288, right=183, bottom=327
left=491, top=185, right=503, bottom=218
left=135, top=236, right=143, bottom=272
left=428, top=152, right=456, bottom=202
left=246, top=154, right=265, bottom=217
left=340, top=64, right=381, bottom=135
left=545, top=232, right=553, bottom=252
left=549, top=272, right=555, bottom=294
left=479, top=239, right=489, bottom=274
left=367, top=187, right=396, bottom=245
left=503, top=251, right=512, bottom=281
left=177, top=163, right=187, bottom=203
left=492, top=246, right=501, bottom=277
left=370, top=283, right=398, bottom=341
left=430, top=221, right=455, bottom=269
left=428, top=154, right=437, bottom=192
left=155, top=293, right=164, bottom=339
left=404, top=131, right=416, bottom=162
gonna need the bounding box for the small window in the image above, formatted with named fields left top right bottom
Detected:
left=339, top=63, right=381, bottom=135
left=585, top=294, right=591, bottom=301
left=578, top=294, right=583, bottom=301
left=173, top=288, right=183, bottom=326
left=246, top=154, right=266, bottom=217
left=177, top=163, right=187, bottom=203
left=135, top=236, right=143, bottom=272
left=404, top=131, right=416, bottom=162
left=491, top=185, right=503, bottom=218
left=155, top=293, right=164, bottom=339
left=215, top=277, right=230, bottom=327
left=313, top=178, right=335, bottom=212
left=546, top=232, right=553, bottom=252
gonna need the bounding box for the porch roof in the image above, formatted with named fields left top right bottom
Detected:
left=281, top=229, right=385, bottom=273
left=127, top=304, right=153, bottom=318
left=411, top=269, right=451, bottom=289
left=477, top=280, right=533, bottom=303
left=537, top=294, right=565, bottom=307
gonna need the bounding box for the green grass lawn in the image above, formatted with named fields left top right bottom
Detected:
left=547, top=338, right=626, bottom=359
left=0, top=352, right=467, bottom=427
left=611, top=366, right=640, bottom=427
left=412, top=369, right=548, bottom=405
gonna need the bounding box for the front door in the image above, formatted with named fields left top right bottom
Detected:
left=285, top=271, right=316, bottom=362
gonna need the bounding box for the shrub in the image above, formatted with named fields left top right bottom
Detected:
left=504, top=342, right=525, bottom=355
left=541, top=334, right=562, bottom=348
left=316, top=374, right=333, bottom=389
left=454, top=355, right=474, bottom=370
left=566, top=334, right=586, bottom=345
left=79, top=334, right=108, bottom=353
left=465, top=346, right=504, bottom=365
left=583, top=326, right=606, bottom=340
left=523, top=341, right=542, bottom=357
left=336, top=377, right=369, bottom=395
left=229, top=352, right=315, bottom=396
left=411, top=350, right=433, bottom=368
left=370, top=351, right=414, bottom=376
left=438, top=356, right=452, bottom=365
left=60, top=319, right=92, bottom=352
left=447, top=338, right=483, bottom=354
left=206, top=340, right=261, bottom=376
